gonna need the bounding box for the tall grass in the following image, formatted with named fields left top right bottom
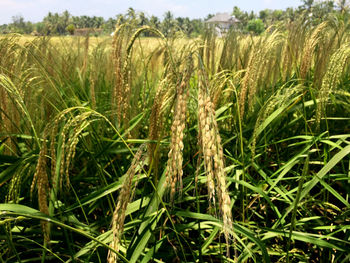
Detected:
left=0, top=19, right=350, bottom=262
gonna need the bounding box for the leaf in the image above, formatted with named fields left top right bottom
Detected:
left=0, top=206, right=130, bottom=262
left=127, top=170, right=167, bottom=263
left=299, top=144, right=350, bottom=202
left=0, top=203, right=39, bottom=214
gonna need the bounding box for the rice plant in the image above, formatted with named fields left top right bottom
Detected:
left=0, top=19, right=350, bottom=263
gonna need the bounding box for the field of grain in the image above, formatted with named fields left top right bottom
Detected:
left=1, top=21, right=350, bottom=262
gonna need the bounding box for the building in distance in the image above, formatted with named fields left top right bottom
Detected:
left=206, top=12, right=239, bottom=36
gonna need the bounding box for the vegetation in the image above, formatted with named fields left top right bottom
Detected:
left=1, top=5, right=350, bottom=263
left=0, top=8, right=204, bottom=37
left=1, top=1, right=350, bottom=36
left=246, top=19, right=265, bottom=35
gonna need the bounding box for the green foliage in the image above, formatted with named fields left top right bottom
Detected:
left=66, top=23, right=75, bottom=35
left=2, top=2, right=350, bottom=37
left=0, top=18, right=350, bottom=263
left=247, top=18, right=265, bottom=34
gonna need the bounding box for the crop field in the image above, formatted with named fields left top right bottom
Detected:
left=0, top=20, right=350, bottom=263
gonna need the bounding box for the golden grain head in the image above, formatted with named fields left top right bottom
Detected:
left=108, top=145, right=146, bottom=263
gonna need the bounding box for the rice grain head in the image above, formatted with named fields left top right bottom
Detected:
left=299, top=22, right=328, bottom=81
left=107, top=144, right=146, bottom=263
left=31, top=133, right=50, bottom=243
left=198, top=71, right=233, bottom=250
left=148, top=77, right=170, bottom=177
left=165, top=62, right=192, bottom=202
left=316, top=44, right=350, bottom=127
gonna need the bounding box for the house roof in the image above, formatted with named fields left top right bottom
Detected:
left=206, top=13, right=239, bottom=24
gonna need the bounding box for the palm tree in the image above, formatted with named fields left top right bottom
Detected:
left=182, top=17, right=193, bottom=37
left=302, top=0, right=314, bottom=12
left=149, top=15, right=160, bottom=29
left=162, top=11, right=175, bottom=36
left=126, top=7, right=137, bottom=22
left=138, top=12, right=148, bottom=26
left=92, top=16, right=104, bottom=28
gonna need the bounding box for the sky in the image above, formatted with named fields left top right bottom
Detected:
left=0, top=0, right=303, bottom=25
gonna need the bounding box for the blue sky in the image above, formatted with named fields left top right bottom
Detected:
left=0, top=0, right=303, bottom=24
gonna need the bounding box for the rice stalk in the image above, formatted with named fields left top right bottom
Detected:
left=251, top=84, right=305, bottom=159
left=239, top=31, right=284, bottom=119
left=31, top=131, right=50, bottom=243
left=0, top=74, right=40, bottom=150
left=148, top=77, right=169, bottom=174
left=299, top=22, right=328, bottom=80
left=198, top=69, right=233, bottom=253
left=59, top=111, right=95, bottom=188
left=89, top=70, right=97, bottom=110
left=315, top=44, right=350, bottom=126
left=112, top=25, right=165, bottom=126
left=111, top=23, right=130, bottom=125
left=107, top=144, right=146, bottom=263
left=82, top=32, right=90, bottom=75
left=165, top=60, right=192, bottom=201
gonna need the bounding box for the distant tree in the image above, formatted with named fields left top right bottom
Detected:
left=232, top=6, right=249, bottom=30
left=190, top=19, right=204, bottom=37
left=9, top=15, right=33, bottom=34
left=126, top=7, right=138, bottom=25
left=272, top=10, right=283, bottom=22
left=259, top=9, right=271, bottom=23
left=232, top=6, right=245, bottom=20
left=66, top=24, right=75, bottom=35
left=0, top=24, right=9, bottom=34
left=312, top=0, right=335, bottom=23
left=35, top=22, right=45, bottom=35
left=162, top=11, right=175, bottom=37
left=52, top=13, right=61, bottom=33
left=248, top=11, right=256, bottom=20
left=182, top=17, right=193, bottom=37
left=104, top=17, right=116, bottom=32
left=10, top=5, right=342, bottom=38
left=43, top=12, right=56, bottom=34
left=61, top=10, right=70, bottom=29
left=24, top=21, right=33, bottom=34
left=92, top=16, right=104, bottom=28
left=247, top=18, right=265, bottom=34
left=285, top=7, right=297, bottom=21
left=205, top=14, right=214, bottom=21
left=176, top=17, right=184, bottom=29
left=11, top=15, right=25, bottom=33
left=302, top=0, right=314, bottom=11
left=149, top=15, right=160, bottom=29
left=138, top=12, right=148, bottom=26
left=11, top=15, right=25, bottom=27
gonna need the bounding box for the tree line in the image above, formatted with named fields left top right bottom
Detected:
left=0, top=0, right=349, bottom=36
